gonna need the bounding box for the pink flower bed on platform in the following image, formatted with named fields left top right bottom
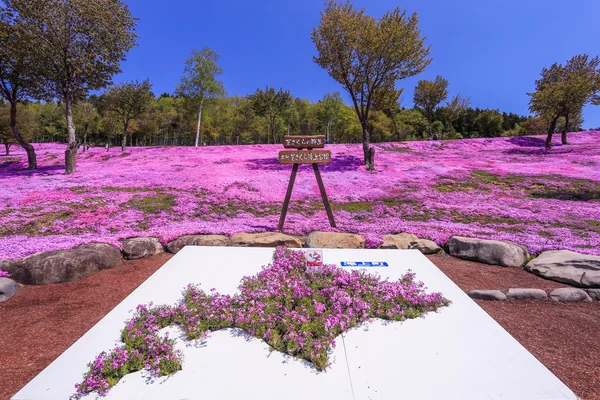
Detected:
left=0, top=131, right=599, bottom=259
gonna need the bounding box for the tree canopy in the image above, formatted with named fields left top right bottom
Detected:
left=312, top=0, right=431, bottom=169
left=413, top=75, right=449, bottom=138
left=176, top=47, right=225, bottom=147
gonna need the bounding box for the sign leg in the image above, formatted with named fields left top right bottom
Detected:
left=312, top=163, right=336, bottom=228
left=278, top=163, right=299, bottom=231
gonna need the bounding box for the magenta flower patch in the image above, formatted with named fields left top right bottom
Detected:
left=73, top=247, right=449, bottom=398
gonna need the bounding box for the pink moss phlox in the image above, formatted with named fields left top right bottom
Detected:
left=73, top=247, right=449, bottom=398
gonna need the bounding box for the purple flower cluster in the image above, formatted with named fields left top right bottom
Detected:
left=2, top=131, right=599, bottom=259
left=74, top=247, right=449, bottom=398
left=0, top=270, right=10, bottom=278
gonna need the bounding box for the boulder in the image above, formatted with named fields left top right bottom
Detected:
left=411, top=239, right=442, bottom=254
left=305, top=232, right=365, bottom=249
left=586, top=289, right=600, bottom=301
left=525, top=250, right=600, bottom=288
left=468, top=290, right=506, bottom=301
left=506, top=288, right=548, bottom=300
left=122, top=237, right=164, bottom=260
left=0, top=278, right=18, bottom=302
left=0, top=243, right=122, bottom=285
left=166, top=235, right=229, bottom=254
left=549, top=287, right=592, bottom=302
left=229, top=232, right=302, bottom=248
left=380, top=233, right=418, bottom=249
left=447, top=236, right=530, bottom=267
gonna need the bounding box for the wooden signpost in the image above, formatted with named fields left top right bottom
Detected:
left=278, top=135, right=336, bottom=231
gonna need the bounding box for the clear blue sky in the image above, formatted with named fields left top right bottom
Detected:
left=118, top=0, right=600, bottom=129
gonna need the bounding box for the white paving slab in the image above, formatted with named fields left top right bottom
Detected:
left=12, top=247, right=577, bottom=400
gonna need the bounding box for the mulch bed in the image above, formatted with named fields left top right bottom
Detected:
left=0, top=252, right=598, bottom=400
left=0, top=253, right=173, bottom=400
left=427, top=253, right=569, bottom=292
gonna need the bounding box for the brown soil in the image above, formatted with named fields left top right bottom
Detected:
left=0, top=253, right=173, bottom=400
left=0, top=252, right=598, bottom=400
left=427, top=253, right=569, bottom=292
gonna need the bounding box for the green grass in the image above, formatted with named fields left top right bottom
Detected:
left=124, top=193, right=176, bottom=214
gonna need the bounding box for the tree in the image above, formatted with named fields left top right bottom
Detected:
left=230, top=97, right=255, bottom=145
left=0, top=5, right=39, bottom=168
left=248, top=87, right=293, bottom=144
left=176, top=47, right=225, bottom=147
left=372, top=88, right=404, bottom=141
left=0, top=102, right=36, bottom=155
left=99, top=80, right=154, bottom=152
left=318, top=92, right=344, bottom=142
left=413, top=76, right=449, bottom=139
left=312, top=1, right=431, bottom=170
left=475, top=109, right=504, bottom=137
left=559, top=55, right=600, bottom=145
left=441, top=94, right=470, bottom=139
left=73, top=101, right=99, bottom=151
left=396, top=108, right=428, bottom=140
left=7, top=0, right=137, bottom=173
left=528, top=63, right=566, bottom=149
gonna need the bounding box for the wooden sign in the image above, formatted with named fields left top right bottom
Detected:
left=283, top=135, right=325, bottom=149
left=278, top=150, right=332, bottom=164
left=278, top=135, right=336, bottom=231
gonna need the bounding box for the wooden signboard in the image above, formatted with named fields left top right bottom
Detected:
left=278, top=136, right=336, bottom=231
left=283, top=135, right=326, bottom=149
left=278, top=150, right=332, bottom=164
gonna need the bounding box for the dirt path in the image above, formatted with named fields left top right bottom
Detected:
left=0, top=252, right=598, bottom=400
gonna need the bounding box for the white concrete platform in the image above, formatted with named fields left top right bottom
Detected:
left=13, top=247, right=577, bottom=400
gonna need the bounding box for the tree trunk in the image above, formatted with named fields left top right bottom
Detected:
left=121, top=121, right=129, bottom=152
left=64, top=93, right=77, bottom=174
left=545, top=117, right=558, bottom=149
left=361, top=122, right=373, bottom=170
left=4, top=143, right=10, bottom=155
left=195, top=99, right=204, bottom=147
left=83, top=127, right=87, bottom=153
left=9, top=101, right=37, bottom=170
left=391, top=116, right=399, bottom=141
left=561, top=113, right=569, bottom=145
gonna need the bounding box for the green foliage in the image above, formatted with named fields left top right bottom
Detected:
left=248, top=86, right=294, bottom=143
left=474, top=109, right=504, bottom=137
left=413, top=75, right=449, bottom=137
left=312, top=0, right=431, bottom=168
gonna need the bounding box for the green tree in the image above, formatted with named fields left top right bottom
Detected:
left=248, top=87, right=293, bottom=144
left=413, top=75, right=449, bottom=139
left=100, top=79, right=154, bottom=152
left=176, top=47, right=226, bottom=147
left=317, top=92, right=345, bottom=142
left=0, top=5, right=40, bottom=168
left=312, top=0, right=431, bottom=170
left=73, top=101, right=99, bottom=151
left=559, top=55, right=600, bottom=145
left=7, top=0, right=137, bottom=173
left=528, top=63, right=565, bottom=148
left=475, top=109, right=504, bottom=137
left=396, top=108, right=428, bottom=140
left=441, top=94, right=470, bottom=139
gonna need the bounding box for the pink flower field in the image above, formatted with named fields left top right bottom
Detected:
left=1, top=132, right=599, bottom=260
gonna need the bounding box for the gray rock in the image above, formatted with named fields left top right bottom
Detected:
left=166, top=235, right=229, bottom=254
left=549, top=288, right=592, bottom=302
left=468, top=290, right=507, bottom=301
left=229, top=232, right=302, bottom=248
left=380, top=233, right=418, bottom=249
left=447, top=236, right=530, bottom=267
left=411, top=239, right=442, bottom=254
left=525, top=250, right=600, bottom=288
left=1, top=243, right=122, bottom=285
left=506, top=288, right=548, bottom=300
left=0, top=278, right=18, bottom=302
left=306, top=231, right=365, bottom=249
left=122, top=237, right=164, bottom=260
left=586, top=289, right=600, bottom=301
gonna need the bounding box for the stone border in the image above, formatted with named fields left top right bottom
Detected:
left=468, top=288, right=596, bottom=302
left=2, top=231, right=599, bottom=292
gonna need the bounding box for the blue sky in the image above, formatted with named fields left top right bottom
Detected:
left=118, top=0, right=600, bottom=129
